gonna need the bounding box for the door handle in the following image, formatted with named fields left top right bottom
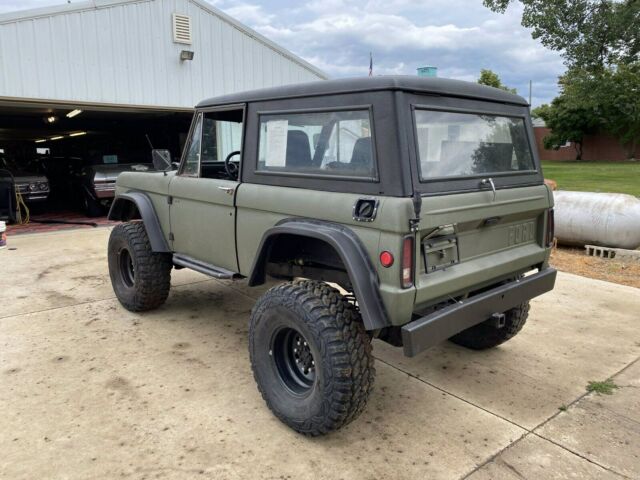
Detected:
left=218, top=186, right=235, bottom=195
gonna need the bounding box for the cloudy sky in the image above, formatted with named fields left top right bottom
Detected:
left=0, top=0, right=566, bottom=106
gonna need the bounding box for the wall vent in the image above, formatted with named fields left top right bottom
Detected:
left=172, top=13, right=192, bottom=45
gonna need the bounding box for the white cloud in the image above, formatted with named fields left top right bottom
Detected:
left=223, top=3, right=274, bottom=25
left=0, top=0, right=566, bottom=105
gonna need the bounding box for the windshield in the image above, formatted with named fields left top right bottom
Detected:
left=414, top=110, right=535, bottom=180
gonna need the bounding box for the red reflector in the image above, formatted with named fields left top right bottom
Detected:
left=379, top=251, right=394, bottom=268
left=401, top=236, right=414, bottom=289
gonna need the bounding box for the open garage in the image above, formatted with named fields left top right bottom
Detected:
left=0, top=103, right=191, bottom=219
left=0, top=0, right=326, bottom=226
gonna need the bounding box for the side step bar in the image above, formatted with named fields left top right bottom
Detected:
left=173, top=254, right=237, bottom=279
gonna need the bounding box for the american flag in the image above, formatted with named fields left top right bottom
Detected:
left=369, top=52, right=373, bottom=77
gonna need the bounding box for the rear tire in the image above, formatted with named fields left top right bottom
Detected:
left=449, top=302, right=530, bottom=350
left=249, top=280, right=375, bottom=436
left=108, top=221, right=172, bottom=312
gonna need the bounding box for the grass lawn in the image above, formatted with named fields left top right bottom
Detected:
left=541, top=161, right=640, bottom=196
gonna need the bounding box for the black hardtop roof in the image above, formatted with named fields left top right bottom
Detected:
left=197, top=75, right=529, bottom=108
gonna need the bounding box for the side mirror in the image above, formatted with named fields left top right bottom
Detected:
left=151, top=149, right=172, bottom=171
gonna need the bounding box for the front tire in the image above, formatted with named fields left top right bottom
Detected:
left=108, top=222, right=172, bottom=312
left=449, top=302, right=530, bottom=350
left=249, top=280, right=375, bottom=436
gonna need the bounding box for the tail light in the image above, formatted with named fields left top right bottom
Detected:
left=546, top=208, right=555, bottom=247
left=401, top=235, right=414, bottom=289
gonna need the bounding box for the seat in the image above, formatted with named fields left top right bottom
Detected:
left=350, top=137, right=373, bottom=168
left=286, top=130, right=312, bottom=168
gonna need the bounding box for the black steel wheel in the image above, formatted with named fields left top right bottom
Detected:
left=271, top=327, right=316, bottom=394
left=108, top=221, right=172, bottom=312
left=118, top=247, right=135, bottom=287
left=249, top=280, right=375, bottom=436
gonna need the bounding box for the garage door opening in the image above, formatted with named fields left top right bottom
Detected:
left=0, top=103, right=192, bottom=227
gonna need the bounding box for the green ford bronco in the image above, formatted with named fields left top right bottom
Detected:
left=107, top=76, right=556, bottom=436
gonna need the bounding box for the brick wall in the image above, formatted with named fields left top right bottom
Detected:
left=534, top=127, right=633, bottom=161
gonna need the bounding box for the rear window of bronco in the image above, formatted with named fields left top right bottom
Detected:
left=257, top=109, right=376, bottom=179
left=414, top=110, right=535, bottom=181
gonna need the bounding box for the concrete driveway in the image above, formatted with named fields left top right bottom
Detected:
left=1, top=228, right=639, bottom=479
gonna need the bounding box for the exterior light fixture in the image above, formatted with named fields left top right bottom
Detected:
left=34, top=139, right=47, bottom=143
left=44, top=115, right=58, bottom=124
left=69, top=131, right=87, bottom=137
left=180, top=50, right=194, bottom=61
left=50, top=135, right=64, bottom=141
left=66, top=109, right=83, bottom=118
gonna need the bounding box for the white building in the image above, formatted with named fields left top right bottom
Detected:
left=0, top=0, right=326, bottom=218
left=0, top=0, right=326, bottom=111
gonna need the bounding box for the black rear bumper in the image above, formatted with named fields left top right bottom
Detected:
left=401, top=268, right=557, bottom=357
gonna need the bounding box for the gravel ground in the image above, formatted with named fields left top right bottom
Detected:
left=550, top=246, right=640, bottom=289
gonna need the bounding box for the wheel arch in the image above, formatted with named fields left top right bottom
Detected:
left=108, top=191, right=170, bottom=252
left=248, top=219, right=390, bottom=330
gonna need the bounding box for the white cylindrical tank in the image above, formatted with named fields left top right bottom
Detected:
left=553, top=191, right=640, bottom=249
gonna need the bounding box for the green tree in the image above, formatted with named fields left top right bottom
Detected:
left=533, top=75, right=600, bottom=160
left=483, top=0, right=640, bottom=70
left=477, top=69, right=517, bottom=93
left=571, top=64, right=640, bottom=158
left=602, top=64, right=640, bottom=158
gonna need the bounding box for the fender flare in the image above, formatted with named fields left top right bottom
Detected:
left=108, top=191, right=171, bottom=252
left=248, top=218, right=390, bottom=331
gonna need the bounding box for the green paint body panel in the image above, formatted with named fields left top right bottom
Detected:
left=110, top=78, right=554, bottom=331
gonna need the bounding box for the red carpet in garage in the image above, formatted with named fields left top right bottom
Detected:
left=6, top=211, right=116, bottom=236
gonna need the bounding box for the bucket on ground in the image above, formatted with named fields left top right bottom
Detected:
left=0, top=220, right=6, bottom=249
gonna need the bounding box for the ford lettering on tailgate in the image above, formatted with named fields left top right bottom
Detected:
left=508, top=221, right=535, bottom=246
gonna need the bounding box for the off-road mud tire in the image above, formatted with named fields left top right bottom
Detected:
left=108, top=221, right=172, bottom=312
left=249, top=280, right=375, bottom=436
left=449, top=302, right=530, bottom=350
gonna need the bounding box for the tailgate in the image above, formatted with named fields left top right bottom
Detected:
left=414, top=184, right=552, bottom=308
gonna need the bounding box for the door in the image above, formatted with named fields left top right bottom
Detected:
left=169, top=107, right=244, bottom=272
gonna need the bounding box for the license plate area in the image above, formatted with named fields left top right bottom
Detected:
left=423, top=235, right=459, bottom=273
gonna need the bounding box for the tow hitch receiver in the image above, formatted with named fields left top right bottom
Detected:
left=489, top=313, right=506, bottom=328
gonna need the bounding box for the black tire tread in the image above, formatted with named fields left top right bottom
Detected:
left=108, top=221, right=172, bottom=312
left=249, top=279, right=375, bottom=436
left=449, top=302, right=530, bottom=350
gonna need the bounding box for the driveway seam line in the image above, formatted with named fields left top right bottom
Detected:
left=374, top=357, right=530, bottom=430
left=531, top=355, right=640, bottom=433
left=531, top=432, right=631, bottom=479
left=377, top=354, right=640, bottom=480
left=0, top=278, right=215, bottom=319
left=523, top=355, right=640, bottom=479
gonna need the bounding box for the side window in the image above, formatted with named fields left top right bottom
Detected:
left=200, top=109, right=244, bottom=179
left=181, top=113, right=203, bottom=176
left=257, top=109, right=376, bottom=179
left=201, top=112, right=243, bottom=163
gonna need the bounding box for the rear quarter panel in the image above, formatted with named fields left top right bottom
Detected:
left=235, top=183, right=417, bottom=324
